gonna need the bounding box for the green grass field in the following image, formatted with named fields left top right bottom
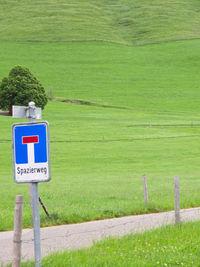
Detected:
left=1, top=40, right=200, bottom=231
left=15, top=221, right=200, bottom=266
left=1, top=1, right=200, bottom=266
left=1, top=1, right=200, bottom=232
left=1, top=39, right=200, bottom=112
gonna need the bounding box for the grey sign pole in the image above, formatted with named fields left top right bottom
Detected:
left=12, top=102, right=51, bottom=267
left=27, top=102, right=41, bottom=267
left=32, top=183, right=41, bottom=267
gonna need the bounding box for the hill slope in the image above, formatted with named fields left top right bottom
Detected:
left=1, top=0, right=200, bottom=45
left=1, top=40, right=200, bottom=113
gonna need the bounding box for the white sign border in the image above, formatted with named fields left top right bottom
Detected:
left=12, top=121, right=51, bottom=183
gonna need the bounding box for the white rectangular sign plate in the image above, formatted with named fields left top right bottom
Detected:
left=12, top=105, right=41, bottom=119
left=12, top=121, right=51, bottom=183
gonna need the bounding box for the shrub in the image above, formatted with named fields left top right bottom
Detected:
left=0, top=66, right=48, bottom=111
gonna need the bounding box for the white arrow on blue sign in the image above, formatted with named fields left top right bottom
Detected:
left=12, top=121, right=51, bottom=183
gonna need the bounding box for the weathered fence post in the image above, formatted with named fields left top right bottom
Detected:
left=174, top=176, right=180, bottom=225
left=12, top=195, right=24, bottom=267
left=143, top=174, right=148, bottom=203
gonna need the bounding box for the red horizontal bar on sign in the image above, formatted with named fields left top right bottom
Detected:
left=22, top=135, right=39, bottom=144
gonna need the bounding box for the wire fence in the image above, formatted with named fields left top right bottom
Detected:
left=1, top=134, right=200, bottom=145
left=2, top=176, right=200, bottom=213
left=1, top=175, right=200, bottom=266
left=2, top=180, right=200, bottom=206
left=1, top=122, right=200, bottom=145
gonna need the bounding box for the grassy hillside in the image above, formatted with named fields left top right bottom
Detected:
left=1, top=0, right=200, bottom=231
left=1, top=39, right=200, bottom=230
left=1, top=0, right=200, bottom=45
left=1, top=40, right=200, bottom=112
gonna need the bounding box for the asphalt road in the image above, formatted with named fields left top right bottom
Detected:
left=1, top=207, right=200, bottom=266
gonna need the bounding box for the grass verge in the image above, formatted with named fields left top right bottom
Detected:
left=14, top=220, right=200, bottom=266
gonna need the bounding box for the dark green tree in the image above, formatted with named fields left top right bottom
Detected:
left=0, top=66, right=48, bottom=111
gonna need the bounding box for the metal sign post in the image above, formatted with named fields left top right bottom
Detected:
left=12, top=102, right=51, bottom=267
left=28, top=102, right=41, bottom=267
left=32, top=183, right=41, bottom=267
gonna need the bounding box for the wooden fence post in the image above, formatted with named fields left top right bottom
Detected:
left=174, top=176, right=180, bottom=225
left=12, top=195, right=24, bottom=267
left=143, top=174, right=148, bottom=203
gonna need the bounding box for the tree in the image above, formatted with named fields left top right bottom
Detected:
left=0, top=66, right=48, bottom=111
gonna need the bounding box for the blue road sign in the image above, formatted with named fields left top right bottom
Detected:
left=12, top=121, right=51, bottom=183
left=15, top=124, right=47, bottom=164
